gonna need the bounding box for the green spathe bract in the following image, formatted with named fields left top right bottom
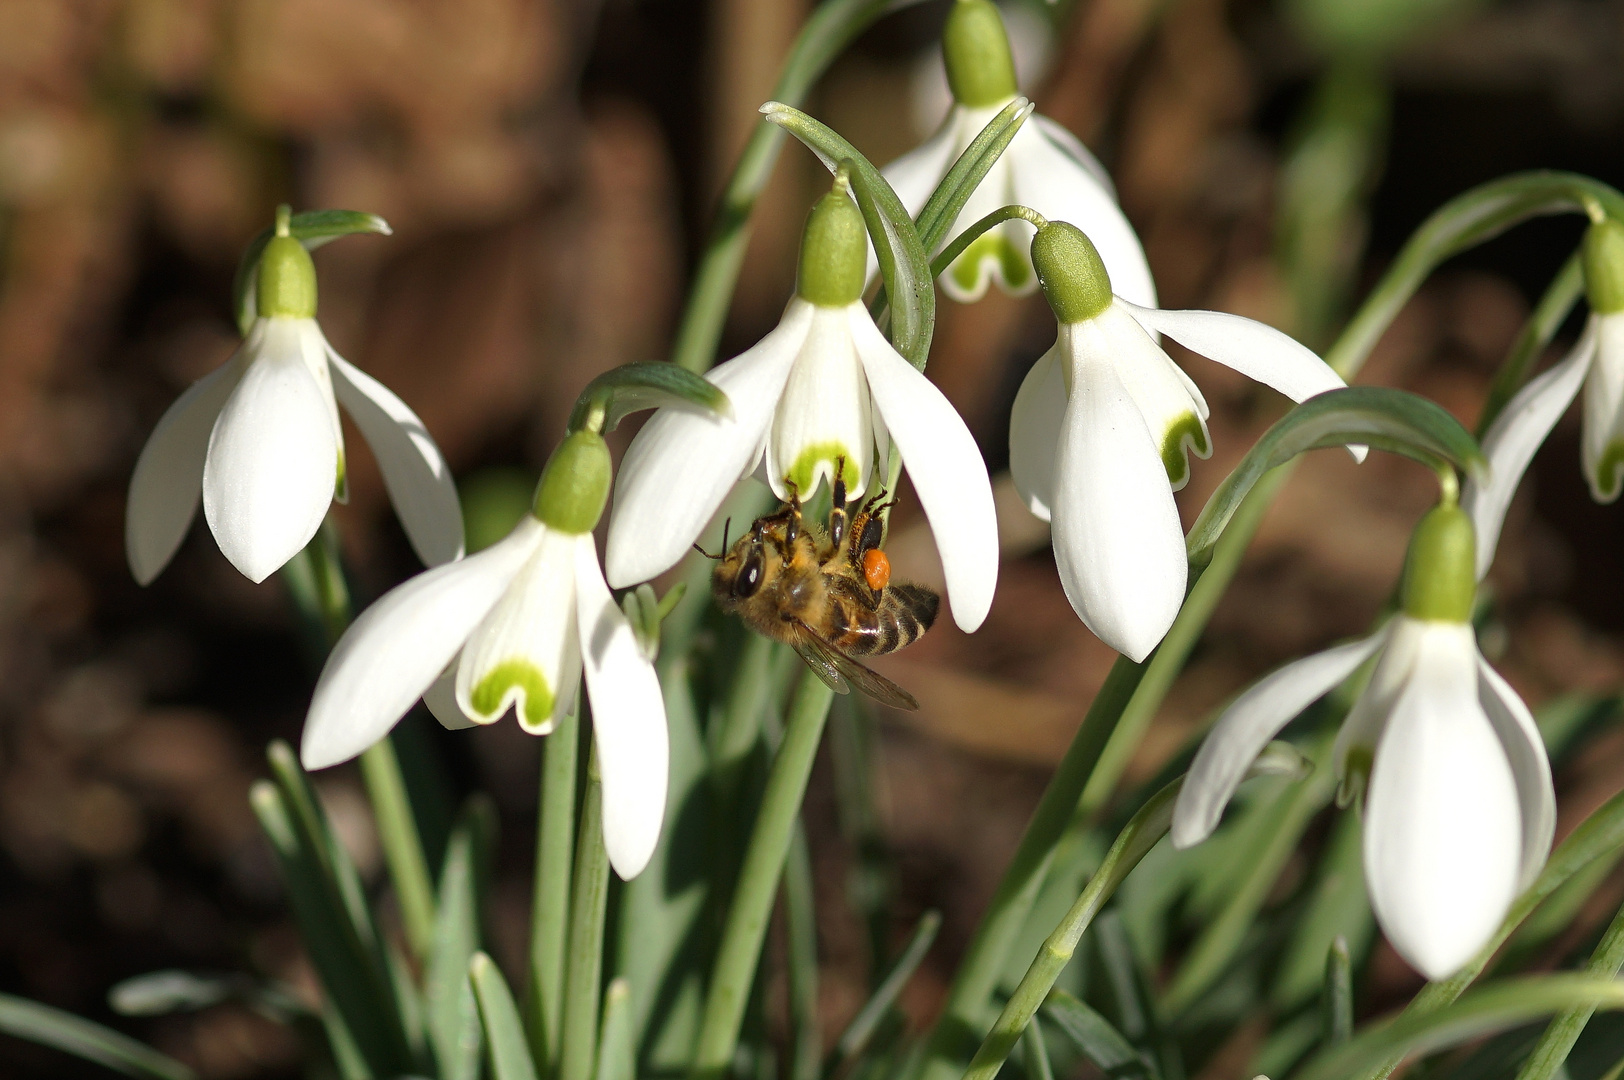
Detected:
left=797, top=178, right=867, bottom=307
left=533, top=431, right=612, bottom=535
left=1583, top=217, right=1624, bottom=315
left=942, top=0, right=1017, bottom=109
left=257, top=208, right=318, bottom=320
left=1400, top=502, right=1476, bottom=623
left=1031, top=223, right=1113, bottom=324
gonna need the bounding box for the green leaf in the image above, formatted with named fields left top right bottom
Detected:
left=1323, top=936, right=1354, bottom=1048
left=594, top=980, right=635, bottom=1080
left=426, top=804, right=490, bottom=1080
left=1271, top=809, right=1374, bottom=1011
left=567, top=362, right=733, bottom=434
left=1186, top=387, right=1484, bottom=564
left=233, top=209, right=392, bottom=334
left=834, top=911, right=942, bottom=1067
left=1041, top=989, right=1149, bottom=1077
left=913, top=98, right=1032, bottom=259
left=1296, top=976, right=1624, bottom=1080
left=760, top=102, right=935, bottom=368
left=472, top=953, right=540, bottom=1080
left=0, top=992, right=195, bottom=1080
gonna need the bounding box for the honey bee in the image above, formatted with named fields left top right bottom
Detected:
left=704, top=469, right=939, bottom=710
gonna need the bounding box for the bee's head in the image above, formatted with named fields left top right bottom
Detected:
left=712, top=521, right=768, bottom=604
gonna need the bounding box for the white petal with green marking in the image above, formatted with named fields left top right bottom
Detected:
left=1582, top=311, right=1624, bottom=502
left=456, top=524, right=581, bottom=734
left=767, top=304, right=873, bottom=500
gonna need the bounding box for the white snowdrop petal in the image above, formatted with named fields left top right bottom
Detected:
left=1335, top=616, right=1423, bottom=780
left=605, top=300, right=814, bottom=588
left=1008, top=346, right=1065, bottom=522
left=1087, top=305, right=1211, bottom=492
left=1173, top=631, right=1387, bottom=849
left=301, top=519, right=544, bottom=770
left=1463, top=321, right=1594, bottom=578
left=126, top=354, right=246, bottom=585
left=1363, top=622, right=1522, bottom=980
left=852, top=306, right=999, bottom=632
left=328, top=350, right=465, bottom=567
left=1581, top=312, right=1624, bottom=502
left=867, top=109, right=961, bottom=285
left=1011, top=122, right=1156, bottom=308
left=1120, top=301, right=1345, bottom=405
left=1475, top=654, right=1556, bottom=890
left=1049, top=347, right=1186, bottom=662
left=767, top=305, right=874, bottom=500
left=575, top=538, right=669, bottom=880
left=202, top=320, right=340, bottom=583
left=424, top=667, right=480, bottom=730
left=456, top=527, right=580, bottom=734
left=1029, top=114, right=1116, bottom=198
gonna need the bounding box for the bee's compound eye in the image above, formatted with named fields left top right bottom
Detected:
left=735, top=553, right=764, bottom=598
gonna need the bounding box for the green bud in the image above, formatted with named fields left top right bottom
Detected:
left=1031, top=222, right=1113, bottom=324
left=532, top=430, right=612, bottom=535
left=796, top=177, right=867, bottom=307
left=943, top=0, right=1018, bottom=109
left=257, top=207, right=317, bottom=319
left=1584, top=217, right=1624, bottom=315
left=1399, top=503, right=1476, bottom=623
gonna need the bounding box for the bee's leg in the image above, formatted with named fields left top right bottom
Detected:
left=827, top=456, right=850, bottom=558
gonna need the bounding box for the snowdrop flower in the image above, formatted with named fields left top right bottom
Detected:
left=877, top=0, right=1154, bottom=306
left=606, top=174, right=998, bottom=632
left=1013, top=221, right=1347, bottom=662
left=1171, top=501, right=1555, bottom=980
left=1463, top=215, right=1624, bottom=578
left=126, top=209, right=461, bottom=584
left=301, top=430, right=667, bottom=879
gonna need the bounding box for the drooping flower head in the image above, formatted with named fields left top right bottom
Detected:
left=1015, top=221, right=1348, bottom=661
left=301, top=427, right=668, bottom=879
left=126, top=206, right=462, bottom=584
left=1172, top=498, right=1555, bottom=979
left=878, top=0, right=1154, bottom=306
left=607, top=172, right=999, bottom=633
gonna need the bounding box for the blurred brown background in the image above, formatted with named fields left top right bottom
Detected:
left=3, top=0, right=1624, bottom=1076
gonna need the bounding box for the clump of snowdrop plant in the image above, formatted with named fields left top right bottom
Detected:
left=126, top=206, right=462, bottom=585
left=1014, top=219, right=1350, bottom=662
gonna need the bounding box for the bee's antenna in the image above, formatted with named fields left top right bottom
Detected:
left=692, top=517, right=732, bottom=561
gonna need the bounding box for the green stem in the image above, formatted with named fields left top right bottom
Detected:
left=928, top=205, right=1047, bottom=281
left=1512, top=892, right=1624, bottom=1080
left=784, top=821, right=821, bottom=1080
left=957, top=782, right=1182, bottom=1080
left=670, top=0, right=918, bottom=373
left=688, top=672, right=836, bottom=1080
left=359, top=739, right=437, bottom=964
left=560, top=739, right=610, bottom=1080
left=528, top=710, right=579, bottom=1072
left=1477, top=249, right=1585, bottom=438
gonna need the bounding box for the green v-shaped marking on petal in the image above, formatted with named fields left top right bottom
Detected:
left=949, top=231, right=1032, bottom=294
left=1594, top=439, right=1624, bottom=502
left=1161, top=413, right=1210, bottom=488
left=787, top=441, right=860, bottom=496
left=470, top=658, right=554, bottom=729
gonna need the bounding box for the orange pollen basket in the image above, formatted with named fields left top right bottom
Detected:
left=862, top=549, right=891, bottom=591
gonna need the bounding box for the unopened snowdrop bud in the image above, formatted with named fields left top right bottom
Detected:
left=1399, top=502, right=1476, bottom=623
left=1031, top=221, right=1113, bottom=325
left=797, top=174, right=867, bottom=307
left=1584, top=215, right=1624, bottom=316
left=257, top=208, right=318, bottom=319
left=942, top=0, right=1018, bottom=108
left=533, top=430, right=612, bottom=535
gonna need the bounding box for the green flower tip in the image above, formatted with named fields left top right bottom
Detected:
left=1400, top=503, right=1477, bottom=623
left=1031, top=222, right=1113, bottom=324
left=796, top=173, right=867, bottom=308
left=257, top=206, right=316, bottom=319
left=943, top=0, right=1018, bottom=108
left=533, top=430, right=612, bottom=534
left=1584, top=216, right=1624, bottom=315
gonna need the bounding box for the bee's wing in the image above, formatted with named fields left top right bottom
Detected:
left=794, top=625, right=919, bottom=711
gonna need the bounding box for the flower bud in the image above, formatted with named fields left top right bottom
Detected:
left=796, top=176, right=867, bottom=308
left=943, top=0, right=1018, bottom=109
left=1583, top=216, right=1624, bottom=316
left=1031, top=222, right=1114, bottom=324
left=533, top=430, right=612, bottom=535
left=1400, top=503, right=1476, bottom=623
left=257, top=206, right=317, bottom=319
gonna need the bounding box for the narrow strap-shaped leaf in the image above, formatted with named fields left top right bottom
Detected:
left=427, top=803, right=491, bottom=1080
left=594, top=980, right=635, bottom=1080
left=0, top=992, right=196, bottom=1080
left=913, top=99, right=1032, bottom=257
left=567, top=362, right=733, bottom=434
left=472, top=953, right=540, bottom=1080
left=1323, top=936, right=1354, bottom=1048
left=234, top=209, right=392, bottom=334
left=833, top=911, right=942, bottom=1067
left=760, top=103, right=935, bottom=368
left=1021, top=1019, right=1054, bottom=1080
left=1040, top=989, right=1148, bottom=1078
left=1186, top=387, right=1484, bottom=564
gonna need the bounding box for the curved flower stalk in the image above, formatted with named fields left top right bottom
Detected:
left=126, top=208, right=461, bottom=585
left=1463, top=215, right=1624, bottom=576
left=1172, top=500, right=1555, bottom=980
left=1013, top=221, right=1348, bottom=662
left=607, top=173, right=999, bottom=632
left=877, top=0, right=1154, bottom=306
left=301, top=430, right=668, bottom=879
